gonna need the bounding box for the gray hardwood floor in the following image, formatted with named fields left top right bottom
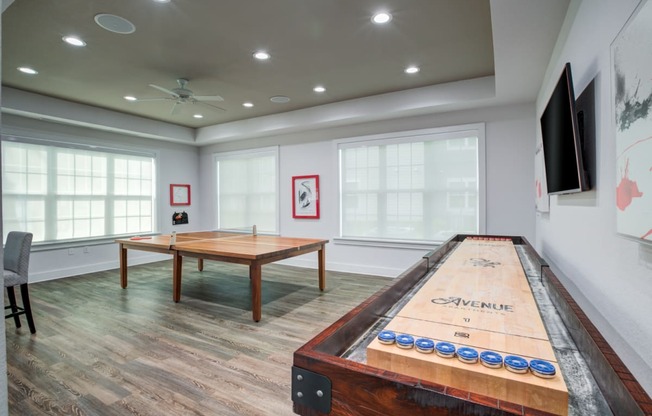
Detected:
left=5, top=259, right=392, bottom=415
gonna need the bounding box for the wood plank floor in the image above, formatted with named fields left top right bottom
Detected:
left=5, top=259, right=392, bottom=415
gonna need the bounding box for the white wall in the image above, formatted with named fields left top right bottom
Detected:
left=199, top=103, right=536, bottom=277
left=2, top=115, right=202, bottom=282
left=485, top=113, right=537, bottom=240
left=536, top=0, right=652, bottom=393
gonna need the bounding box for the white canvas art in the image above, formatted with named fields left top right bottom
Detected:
left=292, top=175, right=320, bottom=219
left=612, top=0, right=652, bottom=242
left=535, top=142, right=549, bottom=212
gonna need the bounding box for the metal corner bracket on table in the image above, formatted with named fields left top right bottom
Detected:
left=292, top=366, right=332, bottom=414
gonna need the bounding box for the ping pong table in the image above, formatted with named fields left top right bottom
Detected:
left=116, top=231, right=328, bottom=322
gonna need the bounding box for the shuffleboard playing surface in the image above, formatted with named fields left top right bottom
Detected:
left=367, top=237, right=568, bottom=415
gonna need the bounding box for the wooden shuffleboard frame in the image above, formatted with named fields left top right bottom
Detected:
left=292, top=235, right=652, bottom=416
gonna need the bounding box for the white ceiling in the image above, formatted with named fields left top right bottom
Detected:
left=1, top=0, right=570, bottom=145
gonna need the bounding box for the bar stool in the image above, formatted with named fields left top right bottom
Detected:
left=3, top=231, right=35, bottom=334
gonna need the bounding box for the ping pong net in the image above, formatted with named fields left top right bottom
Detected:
left=168, top=225, right=258, bottom=249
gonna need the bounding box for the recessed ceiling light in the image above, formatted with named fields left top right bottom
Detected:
left=372, top=12, right=392, bottom=24
left=193, top=114, right=203, bottom=119
left=62, top=36, right=86, bottom=47
left=18, top=67, right=38, bottom=75
left=253, top=51, right=270, bottom=60
left=405, top=66, right=420, bottom=74
left=94, top=14, right=136, bottom=34
left=153, top=0, right=171, bottom=3
left=243, top=102, right=254, bottom=108
left=124, top=95, right=137, bottom=101
left=270, top=95, right=290, bottom=103
left=313, top=86, right=326, bottom=93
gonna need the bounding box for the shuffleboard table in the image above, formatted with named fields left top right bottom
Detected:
left=291, top=235, right=651, bottom=415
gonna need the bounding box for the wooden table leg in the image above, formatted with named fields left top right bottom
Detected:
left=173, top=251, right=183, bottom=302
left=318, top=244, right=326, bottom=291
left=120, top=244, right=128, bottom=288
left=250, top=263, right=262, bottom=322
left=198, top=258, right=204, bottom=271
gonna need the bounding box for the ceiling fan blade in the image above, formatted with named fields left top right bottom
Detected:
left=193, top=95, right=224, bottom=102
left=135, top=97, right=174, bottom=102
left=149, top=84, right=179, bottom=97
left=196, top=101, right=226, bottom=112
left=170, top=101, right=182, bottom=115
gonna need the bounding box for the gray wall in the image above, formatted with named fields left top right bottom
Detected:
left=1, top=95, right=537, bottom=282
left=1, top=115, right=202, bottom=282
left=199, top=103, right=536, bottom=277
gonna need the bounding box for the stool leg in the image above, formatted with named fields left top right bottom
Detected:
left=6, top=286, right=22, bottom=328
left=20, top=284, right=36, bottom=334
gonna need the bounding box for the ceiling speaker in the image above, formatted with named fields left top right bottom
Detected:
left=94, top=14, right=136, bottom=34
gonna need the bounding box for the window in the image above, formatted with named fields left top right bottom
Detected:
left=214, top=147, right=279, bottom=234
left=2, top=137, right=156, bottom=244
left=338, top=125, right=484, bottom=243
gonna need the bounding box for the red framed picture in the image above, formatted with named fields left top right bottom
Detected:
left=292, top=175, right=319, bottom=219
left=170, top=184, right=191, bottom=206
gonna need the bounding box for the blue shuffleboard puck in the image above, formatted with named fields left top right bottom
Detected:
left=435, top=342, right=456, bottom=358
left=377, top=330, right=396, bottom=345
left=395, top=334, right=415, bottom=349
left=504, top=355, right=529, bottom=374
left=456, top=347, right=479, bottom=364
left=480, top=351, right=503, bottom=369
left=415, top=338, right=435, bottom=354
left=530, top=359, right=556, bottom=378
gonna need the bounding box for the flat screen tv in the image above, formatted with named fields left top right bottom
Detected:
left=540, top=62, right=590, bottom=195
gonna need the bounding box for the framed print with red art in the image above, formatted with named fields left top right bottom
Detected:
left=292, top=175, right=319, bottom=219
left=612, top=1, right=652, bottom=242
left=170, top=184, right=191, bottom=206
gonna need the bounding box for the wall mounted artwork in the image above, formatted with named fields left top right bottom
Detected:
left=612, top=0, right=652, bottom=242
left=170, top=184, right=191, bottom=206
left=292, top=175, right=320, bottom=219
left=535, top=142, right=549, bottom=212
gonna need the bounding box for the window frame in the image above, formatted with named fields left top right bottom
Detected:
left=1, top=133, right=159, bottom=249
left=334, top=124, right=486, bottom=247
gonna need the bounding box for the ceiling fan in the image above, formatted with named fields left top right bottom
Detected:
left=136, top=78, right=225, bottom=115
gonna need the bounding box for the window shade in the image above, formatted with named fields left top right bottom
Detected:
left=339, top=126, right=482, bottom=242
left=215, top=147, right=279, bottom=234
left=2, top=138, right=156, bottom=243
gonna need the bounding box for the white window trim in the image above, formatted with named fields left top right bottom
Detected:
left=333, top=123, right=486, bottom=247
left=1, top=131, right=160, bottom=248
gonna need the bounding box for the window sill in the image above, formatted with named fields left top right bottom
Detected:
left=30, top=233, right=159, bottom=252
left=333, top=237, right=442, bottom=250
